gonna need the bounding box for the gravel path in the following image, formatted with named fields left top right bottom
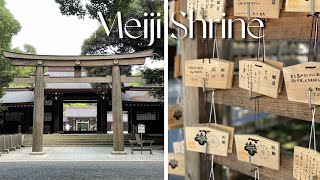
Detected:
left=0, top=161, right=164, bottom=180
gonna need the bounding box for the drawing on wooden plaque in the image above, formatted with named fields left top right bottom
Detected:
left=168, top=153, right=185, bottom=176
left=239, top=60, right=282, bottom=98
left=187, top=0, right=226, bottom=20
left=169, top=105, right=184, bottom=129
left=185, top=59, right=234, bottom=89
left=283, top=62, right=320, bottom=105
left=185, top=126, right=229, bottom=157
left=286, top=0, right=320, bottom=13
left=193, top=123, right=234, bottom=153
left=235, top=135, right=280, bottom=170
left=293, top=146, right=320, bottom=180
left=233, top=0, right=281, bottom=19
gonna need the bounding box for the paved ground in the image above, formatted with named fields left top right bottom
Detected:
left=0, top=147, right=164, bottom=180
left=0, top=147, right=163, bottom=162
left=0, top=161, right=163, bottom=180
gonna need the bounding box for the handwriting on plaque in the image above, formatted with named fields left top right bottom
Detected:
left=293, top=146, right=320, bottom=180
left=193, top=123, right=234, bottom=153
left=283, top=62, right=320, bottom=105
left=235, top=135, right=280, bottom=170
left=169, top=105, right=183, bottom=130
left=286, top=0, right=320, bottom=12
left=185, top=126, right=229, bottom=156
left=234, top=0, right=281, bottom=19
left=168, top=153, right=185, bottom=176
left=239, top=60, right=282, bottom=98
left=185, top=59, right=234, bottom=89
left=187, top=0, right=226, bottom=20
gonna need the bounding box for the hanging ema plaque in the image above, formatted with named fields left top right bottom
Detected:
left=168, top=153, right=185, bottom=176
left=233, top=0, right=281, bottom=19
left=283, top=62, right=320, bottom=105
left=187, top=0, right=226, bottom=20
left=169, top=105, right=184, bottom=130
left=234, top=135, right=280, bottom=170
left=286, top=0, right=320, bottom=13
left=185, top=126, right=229, bottom=157
left=293, top=146, right=320, bottom=180
left=185, top=59, right=234, bottom=89
left=239, top=60, right=282, bottom=98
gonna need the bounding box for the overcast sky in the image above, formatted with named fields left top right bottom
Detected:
left=6, top=0, right=98, bottom=55
left=5, top=0, right=163, bottom=69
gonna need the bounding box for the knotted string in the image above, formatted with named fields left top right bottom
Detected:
left=209, top=155, right=215, bottom=180
left=254, top=167, right=260, bottom=180
left=256, top=22, right=266, bottom=62
left=208, top=90, right=217, bottom=126
left=212, top=23, right=220, bottom=61
left=308, top=106, right=317, bottom=153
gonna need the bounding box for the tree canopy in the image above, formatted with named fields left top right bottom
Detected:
left=0, top=0, right=21, bottom=111
left=55, top=0, right=164, bottom=100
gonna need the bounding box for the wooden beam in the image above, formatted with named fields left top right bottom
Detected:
left=74, top=66, right=81, bottom=77
left=206, top=74, right=320, bottom=123
left=216, top=8, right=313, bottom=40
left=8, top=58, right=146, bottom=67
left=2, top=50, right=153, bottom=61
left=14, top=76, right=142, bottom=83
left=201, top=146, right=294, bottom=179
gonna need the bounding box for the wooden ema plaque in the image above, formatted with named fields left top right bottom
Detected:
left=193, top=123, right=234, bottom=153
left=286, top=0, right=320, bottom=13
left=283, top=62, right=320, bottom=105
left=185, top=126, right=229, bottom=157
left=174, top=55, right=182, bottom=78
left=185, top=59, right=234, bottom=89
left=293, top=146, right=320, bottom=180
left=239, top=60, right=282, bottom=98
left=234, top=0, right=281, bottom=19
left=187, top=0, right=226, bottom=20
left=169, top=105, right=184, bottom=130
left=169, top=153, right=185, bottom=176
left=234, top=135, right=280, bottom=170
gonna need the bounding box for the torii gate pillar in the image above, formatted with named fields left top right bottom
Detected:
left=30, top=66, right=45, bottom=155
left=111, top=63, right=126, bottom=154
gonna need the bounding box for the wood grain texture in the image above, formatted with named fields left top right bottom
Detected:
left=204, top=145, right=295, bottom=179
left=32, top=66, right=44, bottom=153
left=285, top=0, right=320, bottom=13
left=14, top=76, right=142, bottom=83
left=206, top=74, right=320, bottom=123
left=293, top=146, right=320, bottom=180
left=187, top=0, right=226, bottom=20
left=193, top=123, right=234, bottom=153
left=239, top=60, right=282, bottom=98
left=168, top=105, right=184, bottom=130
left=169, top=153, right=185, bottom=177
left=185, top=59, right=233, bottom=89
left=283, top=62, right=320, bottom=105
left=234, top=0, right=281, bottom=18
left=216, top=8, right=314, bottom=40
left=181, top=0, right=201, bottom=178
left=234, top=134, right=280, bottom=170
left=185, top=126, right=229, bottom=156
left=112, top=65, right=125, bottom=153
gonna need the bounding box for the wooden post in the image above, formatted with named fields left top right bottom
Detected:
left=30, top=66, right=45, bottom=155
left=111, top=64, right=126, bottom=154
left=74, top=66, right=81, bottom=77
left=101, top=99, right=108, bottom=133
left=180, top=0, right=201, bottom=179
left=53, top=99, right=59, bottom=133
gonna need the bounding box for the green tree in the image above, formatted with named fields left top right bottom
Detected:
left=0, top=0, right=21, bottom=111
left=55, top=0, right=164, bottom=99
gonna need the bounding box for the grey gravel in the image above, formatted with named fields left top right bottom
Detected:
left=0, top=161, right=164, bottom=180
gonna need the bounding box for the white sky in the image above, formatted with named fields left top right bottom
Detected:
left=5, top=0, right=163, bottom=69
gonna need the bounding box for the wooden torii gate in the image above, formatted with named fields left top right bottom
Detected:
left=3, top=50, right=153, bottom=155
